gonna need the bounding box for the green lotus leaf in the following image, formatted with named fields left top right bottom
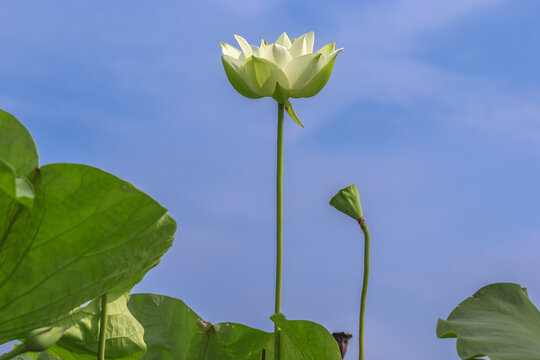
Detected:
left=44, top=293, right=145, bottom=360
left=127, top=294, right=273, bottom=360
left=270, top=313, right=342, bottom=360
left=437, top=282, right=540, bottom=360
left=0, top=111, right=177, bottom=345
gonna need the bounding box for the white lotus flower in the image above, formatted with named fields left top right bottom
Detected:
left=220, top=32, right=342, bottom=104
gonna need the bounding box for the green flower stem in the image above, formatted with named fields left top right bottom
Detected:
left=98, top=293, right=108, bottom=360
left=358, top=217, right=370, bottom=360
left=274, top=102, right=284, bottom=360
left=0, top=344, right=27, bottom=360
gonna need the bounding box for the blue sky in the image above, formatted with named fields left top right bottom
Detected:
left=2, top=0, right=540, bottom=359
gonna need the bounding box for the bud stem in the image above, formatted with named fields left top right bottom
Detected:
left=358, top=217, right=370, bottom=360
left=98, top=293, right=108, bottom=360
left=0, top=344, right=27, bottom=360
left=274, top=102, right=284, bottom=360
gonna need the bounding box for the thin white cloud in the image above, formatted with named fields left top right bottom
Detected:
left=307, top=0, right=540, bottom=145
left=337, top=0, right=505, bottom=52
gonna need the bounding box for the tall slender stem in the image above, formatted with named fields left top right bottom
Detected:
left=274, top=103, right=284, bottom=360
left=358, top=217, right=370, bottom=360
left=98, top=293, right=108, bottom=360
left=0, top=344, right=26, bottom=360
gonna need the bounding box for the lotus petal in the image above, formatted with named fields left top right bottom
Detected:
left=316, top=42, right=336, bottom=56
left=289, top=32, right=314, bottom=58
left=290, top=54, right=338, bottom=98
left=284, top=53, right=324, bottom=90
left=241, top=56, right=289, bottom=97
left=260, top=43, right=292, bottom=68
left=234, top=34, right=253, bottom=58
left=221, top=57, right=263, bottom=99
left=275, top=32, right=292, bottom=48
left=220, top=42, right=242, bottom=60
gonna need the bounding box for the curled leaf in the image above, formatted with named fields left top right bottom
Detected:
left=24, top=327, right=67, bottom=352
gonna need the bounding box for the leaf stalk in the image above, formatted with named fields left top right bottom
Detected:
left=98, top=293, right=108, bottom=360
left=358, top=217, right=370, bottom=360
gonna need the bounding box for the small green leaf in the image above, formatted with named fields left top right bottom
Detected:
left=437, top=283, right=540, bottom=360
left=128, top=294, right=203, bottom=359
left=0, top=110, right=38, bottom=177
left=15, top=177, right=34, bottom=206
left=284, top=101, right=303, bottom=127
left=329, top=184, right=363, bottom=220
left=0, top=110, right=36, bottom=208
left=0, top=158, right=34, bottom=207
left=270, top=313, right=341, bottom=360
